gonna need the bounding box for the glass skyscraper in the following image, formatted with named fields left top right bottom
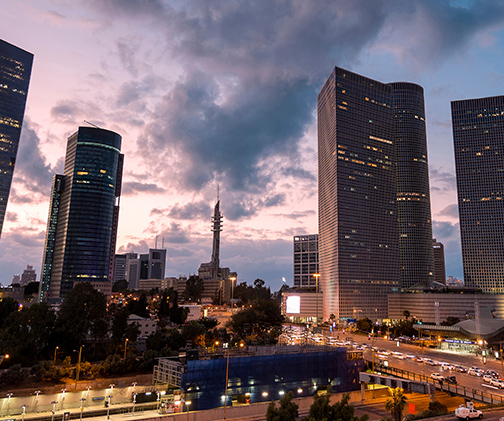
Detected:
left=317, top=67, right=433, bottom=321
left=452, top=95, right=504, bottom=293
left=0, top=39, right=33, bottom=238
left=39, top=127, right=123, bottom=302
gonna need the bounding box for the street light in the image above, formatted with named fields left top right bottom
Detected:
left=33, top=391, right=41, bottom=412
left=124, top=338, right=129, bottom=359
left=6, top=393, right=13, bottom=416
left=53, top=346, right=59, bottom=362
left=229, top=276, right=237, bottom=310
left=313, top=273, right=320, bottom=326
left=132, top=393, right=137, bottom=415
left=74, top=345, right=84, bottom=391
left=79, top=398, right=86, bottom=421
left=106, top=395, right=112, bottom=420
left=21, top=404, right=28, bottom=421
left=186, top=400, right=192, bottom=421
left=50, top=400, right=58, bottom=421
left=60, top=389, right=66, bottom=410
left=0, top=354, right=9, bottom=366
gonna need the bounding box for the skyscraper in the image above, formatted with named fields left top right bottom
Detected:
left=0, top=40, right=33, bottom=238
left=317, top=67, right=434, bottom=321
left=432, top=238, right=446, bottom=284
left=39, top=127, right=123, bottom=302
left=391, top=83, right=434, bottom=288
left=452, top=95, right=504, bottom=293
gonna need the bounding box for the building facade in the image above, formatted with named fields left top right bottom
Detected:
left=432, top=239, right=446, bottom=284
left=391, top=83, right=434, bottom=288
left=293, top=234, right=319, bottom=288
left=0, top=40, right=33, bottom=237
left=39, top=127, right=123, bottom=302
left=452, top=96, right=504, bottom=293
left=318, top=67, right=434, bottom=321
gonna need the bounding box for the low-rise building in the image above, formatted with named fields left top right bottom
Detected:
left=128, top=314, right=157, bottom=337
left=281, top=288, right=324, bottom=325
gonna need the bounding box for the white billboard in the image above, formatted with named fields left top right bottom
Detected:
left=286, top=295, right=301, bottom=314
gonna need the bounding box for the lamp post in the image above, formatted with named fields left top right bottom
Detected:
left=79, top=399, right=86, bottom=421
left=53, top=346, right=59, bottom=362
left=186, top=400, right=192, bottom=421
left=313, top=273, right=320, bottom=326
left=60, top=389, right=66, bottom=410
left=21, top=404, right=27, bottom=421
left=6, top=393, right=13, bottom=416
left=50, top=401, right=58, bottom=421
left=74, top=345, right=84, bottom=390
left=33, top=391, right=41, bottom=413
left=0, top=354, right=9, bottom=366
left=223, top=348, right=230, bottom=420
left=229, top=276, right=236, bottom=310
left=124, top=338, right=129, bottom=359
left=106, top=395, right=112, bottom=420
left=132, top=393, right=137, bottom=415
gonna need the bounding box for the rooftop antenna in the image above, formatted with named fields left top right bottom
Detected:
left=217, top=184, right=220, bottom=202
left=162, top=237, right=165, bottom=249
left=155, top=235, right=158, bottom=249
left=84, top=120, right=101, bottom=129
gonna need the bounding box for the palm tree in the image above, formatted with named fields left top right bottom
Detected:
left=384, top=388, right=407, bottom=421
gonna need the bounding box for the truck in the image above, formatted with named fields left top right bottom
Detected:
left=455, top=402, right=483, bottom=420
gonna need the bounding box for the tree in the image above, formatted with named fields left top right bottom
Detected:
left=254, top=278, right=271, bottom=301
left=266, top=391, right=298, bottom=421
left=356, top=317, right=373, bottom=333
left=55, top=282, right=108, bottom=352
left=304, top=393, right=368, bottom=421
left=403, top=310, right=411, bottom=320
left=0, top=297, right=18, bottom=329
left=127, top=293, right=150, bottom=318
left=0, top=302, right=56, bottom=364
left=183, top=276, right=204, bottom=302
left=112, top=279, right=129, bottom=292
left=24, top=281, right=40, bottom=296
left=384, top=388, right=407, bottom=421
left=227, top=299, right=284, bottom=343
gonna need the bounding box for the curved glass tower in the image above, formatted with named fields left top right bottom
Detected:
left=389, top=82, right=434, bottom=289
left=40, top=127, right=123, bottom=302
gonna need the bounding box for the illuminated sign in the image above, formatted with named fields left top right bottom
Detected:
left=286, top=296, right=300, bottom=314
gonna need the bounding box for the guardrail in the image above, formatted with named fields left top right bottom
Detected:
left=369, top=360, right=504, bottom=405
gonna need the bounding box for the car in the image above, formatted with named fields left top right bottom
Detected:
left=446, top=375, right=457, bottom=384
left=484, top=369, right=499, bottom=378
left=431, top=373, right=444, bottom=381
left=490, top=378, right=504, bottom=388
left=406, top=354, right=415, bottom=359
left=469, top=368, right=484, bottom=377
left=424, top=359, right=437, bottom=366
left=455, top=402, right=482, bottom=419
left=453, top=365, right=467, bottom=373
left=483, top=374, right=494, bottom=383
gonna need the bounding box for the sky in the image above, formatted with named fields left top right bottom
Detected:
left=2, top=0, right=504, bottom=290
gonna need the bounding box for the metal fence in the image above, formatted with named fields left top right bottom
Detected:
left=373, top=361, right=504, bottom=405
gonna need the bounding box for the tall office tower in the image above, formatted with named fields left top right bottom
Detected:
left=0, top=40, right=33, bottom=238
left=293, top=234, right=319, bottom=288
left=452, top=95, right=504, bottom=293
left=147, top=248, right=166, bottom=279
left=39, top=127, right=123, bottom=302
left=318, top=67, right=434, bottom=321
left=113, top=254, right=126, bottom=282
left=391, top=83, right=434, bottom=288
left=432, top=239, right=446, bottom=284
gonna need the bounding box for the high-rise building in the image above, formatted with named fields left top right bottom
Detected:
left=391, top=83, right=434, bottom=288
left=20, top=265, right=36, bottom=286
left=452, top=95, right=504, bottom=293
left=432, top=239, right=446, bottom=284
left=0, top=40, right=33, bottom=237
left=39, top=127, right=123, bottom=302
left=317, top=67, right=434, bottom=321
left=293, top=234, right=319, bottom=288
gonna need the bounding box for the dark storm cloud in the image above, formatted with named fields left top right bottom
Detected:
left=167, top=201, right=211, bottom=220
left=161, top=222, right=191, bottom=244
left=10, top=120, right=54, bottom=202
left=438, top=203, right=459, bottom=218
left=51, top=101, right=80, bottom=119
left=432, top=220, right=459, bottom=240
left=122, top=181, right=165, bottom=195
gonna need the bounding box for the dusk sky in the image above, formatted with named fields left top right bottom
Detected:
left=2, top=0, right=504, bottom=290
